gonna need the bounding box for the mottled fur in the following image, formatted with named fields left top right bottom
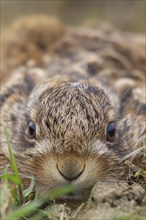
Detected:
left=0, top=16, right=145, bottom=200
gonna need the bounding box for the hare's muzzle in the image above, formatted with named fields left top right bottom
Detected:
left=57, top=156, right=85, bottom=181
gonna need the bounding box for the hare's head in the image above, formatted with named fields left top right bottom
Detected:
left=10, top=80, right=122, bottom=200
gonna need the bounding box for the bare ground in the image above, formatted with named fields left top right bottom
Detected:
left=72, top=182, right=146, bottom=220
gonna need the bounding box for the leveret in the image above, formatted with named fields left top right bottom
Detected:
left=0, top=16, right=145, bottom=200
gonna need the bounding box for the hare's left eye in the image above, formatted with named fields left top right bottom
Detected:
left=28, top=121, right=36, bottom=139
left=107, top=122, right=116, bottom=141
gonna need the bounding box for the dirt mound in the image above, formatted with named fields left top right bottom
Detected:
left=75, top=182, right=146, bottom=220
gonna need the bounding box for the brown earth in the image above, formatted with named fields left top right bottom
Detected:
left=70, top=182, right=146, bottom=220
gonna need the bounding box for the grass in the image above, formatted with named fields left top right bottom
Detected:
left=0, top=128, right=74, bottom=220
left=117, top=213, right=146, bottom=220
left=126, top=141, right=146, bottom=191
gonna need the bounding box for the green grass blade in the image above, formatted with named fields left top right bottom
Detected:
left=5, top=200, right=41, bottom=220
left=43, top=184, right=74, bottom=202
left=3, top=163, right=10, bottom=174
left=39, top=210, right=58, bottom=220
left=11, top=188, right=20, bottom=205
left=29, top=210, right=56, bottom=220
left=5, top=185, right=74, bottom=219
left=4, top=127, right=21, bottom=183
left=4, top=127, right=24, bottom=203
left=1, top=173, right=22, bottom=185
left=23, top=176, right=35, bottom=197
left=0, top=164, right=10, bottom=182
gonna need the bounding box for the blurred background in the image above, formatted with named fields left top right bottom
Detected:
left=1, top=0, right=145, bottom=32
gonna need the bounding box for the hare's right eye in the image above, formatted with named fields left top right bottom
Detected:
left=28, top=121, right=36, bottom=139
left=107, top=121, right=116, bottom=142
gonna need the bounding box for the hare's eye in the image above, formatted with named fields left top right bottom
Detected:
left=107, top=122, right=116, bottom=141
left=28, top=121, right=36, bottom=139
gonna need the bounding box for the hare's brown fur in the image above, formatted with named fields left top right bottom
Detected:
left=0, top=16, right=145, bottom=199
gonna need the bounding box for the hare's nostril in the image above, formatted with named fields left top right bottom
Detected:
left=57, top=156, right=85, bottom=181
left=58, top=167, right=84, bottom=181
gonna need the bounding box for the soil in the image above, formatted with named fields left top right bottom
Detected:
left=72, top=182, right=146, bottom=220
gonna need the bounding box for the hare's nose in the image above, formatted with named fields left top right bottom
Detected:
left=57, top=156, right=85, bottom=181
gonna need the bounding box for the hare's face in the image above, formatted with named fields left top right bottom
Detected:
left=14, top=81, right=121, bottom=200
